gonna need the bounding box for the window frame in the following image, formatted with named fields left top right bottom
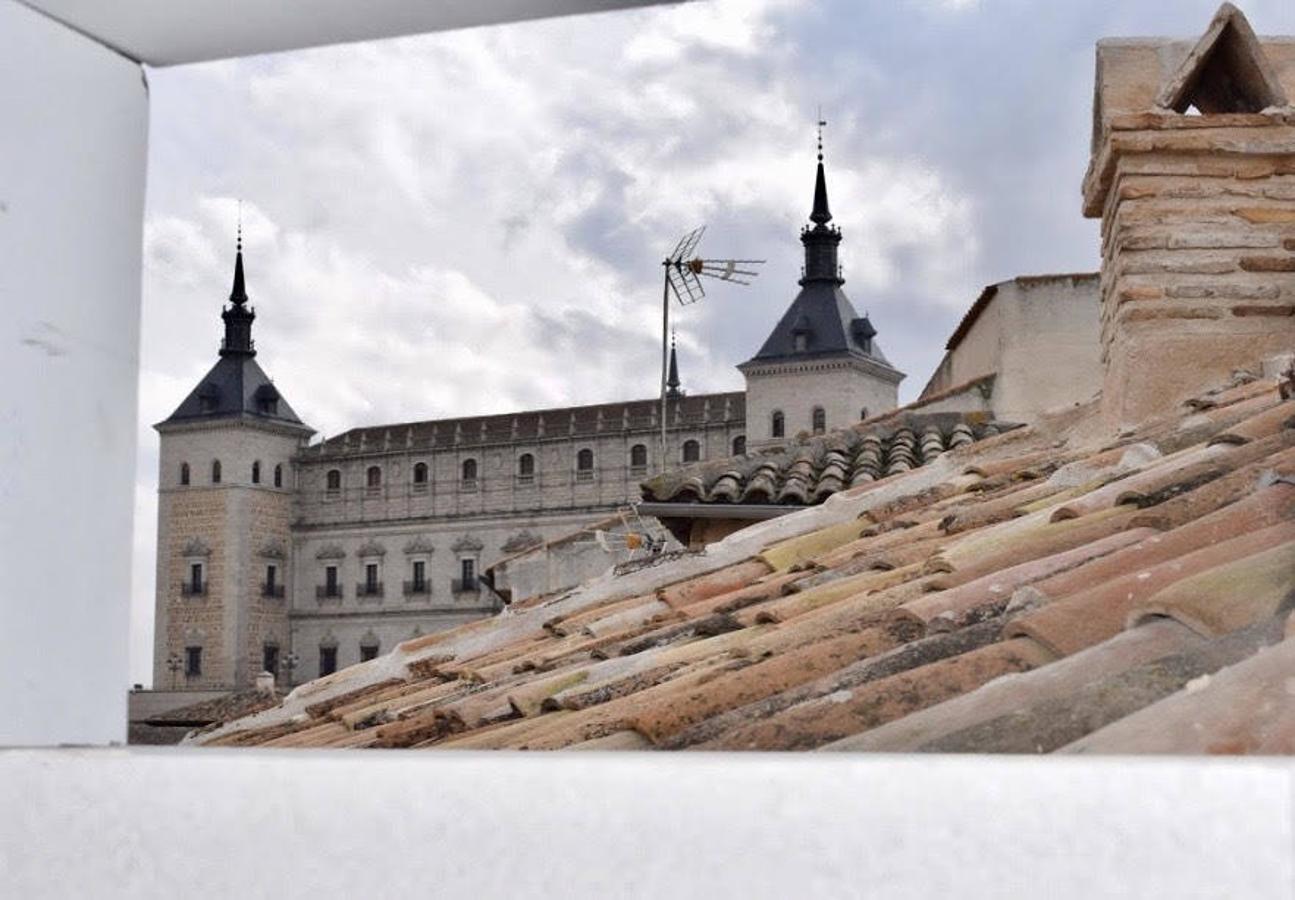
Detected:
left=771, top=410, right=785, bottom=438
left=681, top=439, right=700, bottom=463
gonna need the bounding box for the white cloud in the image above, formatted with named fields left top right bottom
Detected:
left=133, top=0, right=986, bottom=684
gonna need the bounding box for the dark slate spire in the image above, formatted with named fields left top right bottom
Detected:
left=220, top=224, right=256, bottom=357
left=666, top=330, right=683, bottom=399
left=810, top=120, right=832, bottom=225
left=800, top=120, right=843, bottom=287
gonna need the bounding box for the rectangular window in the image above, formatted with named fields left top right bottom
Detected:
left=461, top=558, right=475, bottom=589
left=266, top=564, right=277, bottom=591
left=413, top=560, right=426, bottom=591
left=325, top=566, right=338, bottom=594
left=319, top=646, right=337, bottom=677
left=365, top=563, right=379, bottom=592
left=360, top=644, right=379, bottom=662
left=184, top=646, right=202, bottom=677
left=189, top=563, right=203, bottom=593
left=262, top=644, right=279, bottom=675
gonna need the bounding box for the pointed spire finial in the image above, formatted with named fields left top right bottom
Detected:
left=229, top=200, right=248, bottom=306
left=810, top=115, right=832, bottom=226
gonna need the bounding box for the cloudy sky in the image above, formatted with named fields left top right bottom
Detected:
left=131, top=0, right=1294, bottom=684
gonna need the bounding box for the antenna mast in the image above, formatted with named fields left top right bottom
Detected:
left=657, top=227, right=764, bottom=473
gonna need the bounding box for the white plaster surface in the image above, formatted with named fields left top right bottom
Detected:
left=0, top=1, right=148, bottom=746
left=0, top=748, right=1291, bottom=898
left=20, top=0, right=676, bottom=65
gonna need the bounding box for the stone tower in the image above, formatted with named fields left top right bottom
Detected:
left=152, top=235, right=314, bottom=691
left=1083, top=3, right=1295, bottom=427
left=740, top=132, right=905, bottom=446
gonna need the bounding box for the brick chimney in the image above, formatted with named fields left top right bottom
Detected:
left=1083, top=4, right=1295, bottom=428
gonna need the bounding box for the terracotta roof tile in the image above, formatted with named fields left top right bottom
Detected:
left=1061, top=633, right=1295, bottom=755
left=1007, top=522, right=1295, bottom=657
left=193, top=373, right=1295, bottom=757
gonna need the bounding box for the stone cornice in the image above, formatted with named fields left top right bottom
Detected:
left=739, top=352, right=906, bottom=385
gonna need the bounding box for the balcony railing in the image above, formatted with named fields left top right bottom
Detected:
left=179, top=581, right=207, bottom=597
left=460, top=478, right=479, bottom=493
left=261, top=583, right=286, bottom=599
left=516, top=474, right=535, bottom=487
left=356, top=582, right=385, bottom=598
left=403, top=580, right=431, bottom=597
left=316, top=585, right=342, bottom=600
left=575, top=470, right=594, bottom=483
left=451, top=578, right=479, bottom=594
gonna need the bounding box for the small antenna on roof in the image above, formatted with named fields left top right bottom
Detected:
left=657, top=227, right=764, bottom=471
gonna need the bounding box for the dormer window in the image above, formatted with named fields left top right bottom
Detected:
left=253, top=384, right=280, bottom=416
left=794, top=333, right=808, bottom=352
left=197, top=383, right=220, bottom=414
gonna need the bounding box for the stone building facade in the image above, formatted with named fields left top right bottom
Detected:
left=153, top=145, right=905, bottom=689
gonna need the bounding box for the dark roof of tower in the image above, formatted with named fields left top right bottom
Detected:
left=741, top=134, right=903, bottom=373
left=157, top=235, right=310, bottom=432
left=158, top=354, right=308, bottom=429
left=743, top=281, right=897, bottom=368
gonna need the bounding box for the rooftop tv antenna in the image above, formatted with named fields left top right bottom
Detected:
left=658, top=226, right=763, bottom=471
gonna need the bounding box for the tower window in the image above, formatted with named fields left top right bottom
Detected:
left=366, top=466, right=382, bottom=494
left=263, top=564, right=279, bottom=597
left=518, top=453, right=535, bottom=479
left=576, top=448, right=594, bottom=481
left=274, top=464, right=283, bottom=488
left=812, top=407, right=826, bottom=434
left=262, top=644, right=279, bottom=676
left=461, top=458, right=478, bottom=486
left=413, top=462, right=428, bottom=484
left=319, top=645, right=337, bottom=677
left=732, top=435, right=746, bottom=456
left=682, top=440, right=700, bottom=463
left=179, top=462, right=190, bottom=486
left=184, top=646, right=202, bottom=678
left=324, top=565, right=339, bottom=597
left=252, top=460, right=261, bottom=484
left=630, top=444, right=648, bottom=470
left=411, top=560, right=427, bottom=593
left=188, top=563, right=204, bottom=595
left=459, top=558, right=477, bottom=592
left=771, top=411, right=785, bottom=439
left=211, top=459, right=222, bottom=484
left=326, top=469, right=341, bottom=492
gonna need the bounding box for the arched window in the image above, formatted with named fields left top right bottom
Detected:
left=211, top=460, right=222, bottom=484
left=576, top=448, right=594, bottom=481
left=366, top=466, right=382, bottom=495
left=413, top=462, right=428, bottom=484
left=629, top=444, right=648, bottom=469
left=517, top=454, right=535, bottom=478
left=732, top=435, right=746, bottom=456
left=326, top=469, right=341, bottom=491
left=252, top=460, right=261, bottom=484
left=682, top=440, right=700, bottom=463
left=771, top=410, right=785, bottom=439
left=462, top=459, right=478, bottom=482
left=274, top=464, right=283, bottom=488
left=179, top=462, right=190, bottom=486
left=812, top=407, right=826, bottom=434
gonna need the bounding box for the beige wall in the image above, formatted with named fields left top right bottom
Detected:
left=922, top=275, right=1101, bottom=423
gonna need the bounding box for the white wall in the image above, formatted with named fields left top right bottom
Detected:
left=0, top=3, right=148, bottom=746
